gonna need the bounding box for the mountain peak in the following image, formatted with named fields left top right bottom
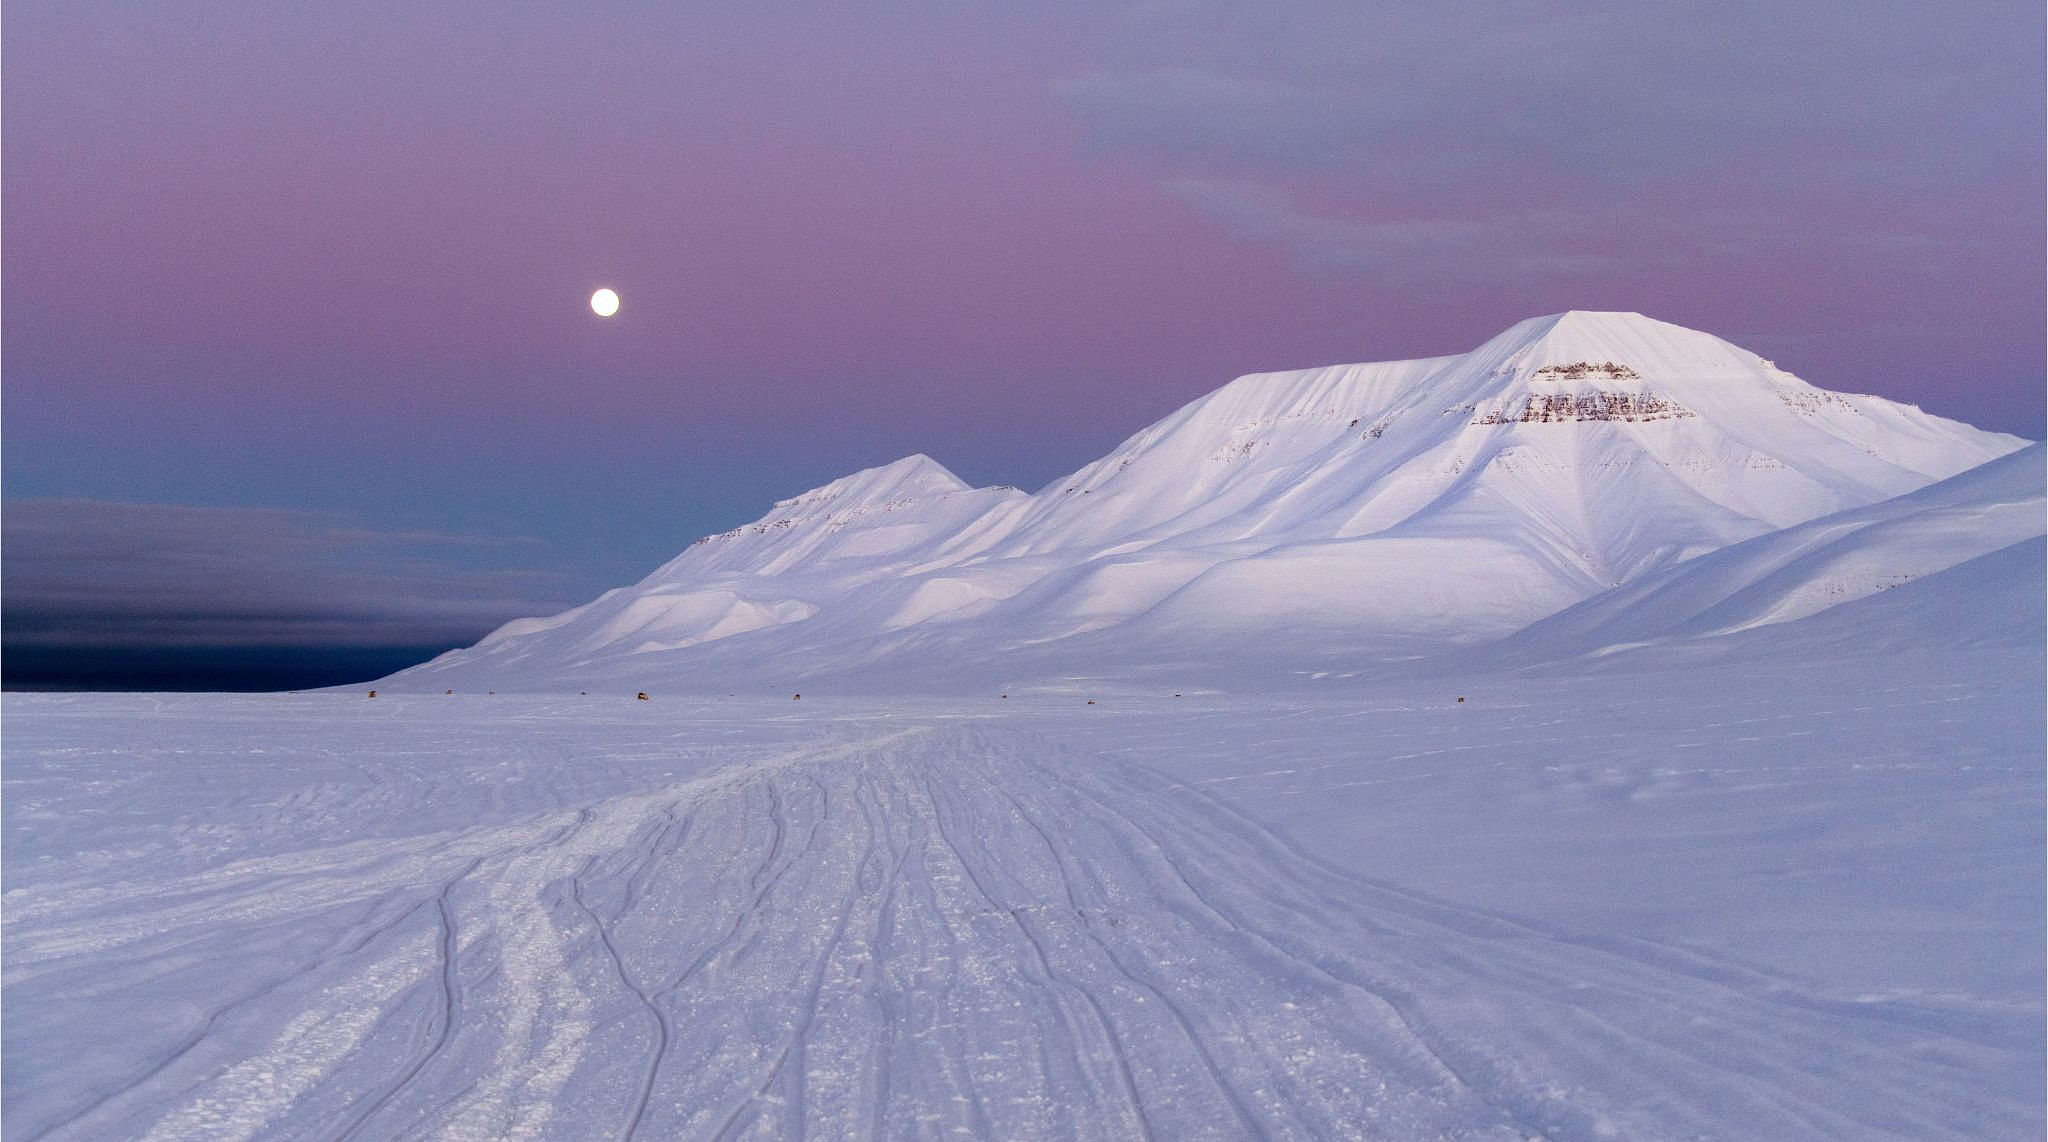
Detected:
left=1555, top=308, right=1649, bottom=323
left=1463, top=310, right=1765, bottom=387
left=1501, top=308, right=1687, bottom=347
left=773, top=454, right=971, bottom=511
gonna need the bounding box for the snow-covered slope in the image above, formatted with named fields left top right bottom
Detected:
left=449, top=456, right=1029, bottom=672
left=388, top=312, right=2028, bottom=692
left=1492, top=443, right=2045, bottom=665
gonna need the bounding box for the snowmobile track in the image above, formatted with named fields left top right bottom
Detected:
left=8, top=721, right=2034, bottom=1140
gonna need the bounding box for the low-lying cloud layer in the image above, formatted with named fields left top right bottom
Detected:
left=3, top=500, right=587, bottom=652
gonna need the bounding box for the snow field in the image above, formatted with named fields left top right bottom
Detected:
left=6, top=662, right=2040, bottom=1139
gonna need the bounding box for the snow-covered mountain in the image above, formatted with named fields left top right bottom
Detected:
left=387, top=311, right=2029, bottom=692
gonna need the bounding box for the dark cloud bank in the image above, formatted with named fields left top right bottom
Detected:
left=2, top=500, right=589, bottom=690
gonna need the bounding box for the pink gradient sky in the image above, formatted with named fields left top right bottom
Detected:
left=5, top=1, right=2042, bottom=642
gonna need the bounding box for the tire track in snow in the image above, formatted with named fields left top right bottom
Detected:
left=915, top=769, right=1161, bottom=1142
left=134, top=928, right=440, bottom=1142
left=328, top=859, right=482, bottom=1142
left=1019, top=727, right=2033, bottom=1139
left=564, top=865, right=668, bottom=1142
left=13, top=721, right=2037, bottom=1140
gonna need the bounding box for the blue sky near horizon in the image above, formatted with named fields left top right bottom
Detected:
left=4, top=0, right=2042, bottom=687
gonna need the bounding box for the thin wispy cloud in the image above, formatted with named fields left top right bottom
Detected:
left=1157, top=179, right=1622, bottom=282
left=1058, top=2, right=2041, bottom=283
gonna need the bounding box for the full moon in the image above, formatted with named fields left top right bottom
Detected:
left=590, top=288, right=620, bottom=317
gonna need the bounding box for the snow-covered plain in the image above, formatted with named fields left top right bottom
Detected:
left=6, top=642, right=2042, bottom=1139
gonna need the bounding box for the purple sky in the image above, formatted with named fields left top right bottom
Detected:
left=5, top=1, right=2042, bottom=669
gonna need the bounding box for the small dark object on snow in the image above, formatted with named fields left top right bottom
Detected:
left=1457, top=696, right=1466, bottom=704
left=445, top=689, right=453, bottom=695
left=367, top=690, right=377, bottom=698
left=794, top=693, right=801, bottom=701
left=1174, top=693, right=1182, bottom=698
left=636, top=692, right=648, bottom=701
left=1087, top=700, right=1096, bottom=705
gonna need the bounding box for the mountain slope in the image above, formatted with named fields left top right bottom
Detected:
left=1490, top=444, right=2045, bottom=665
left=449, top=456, right=1029, bottom=671
left=385, top=312, right=2028, bottom=692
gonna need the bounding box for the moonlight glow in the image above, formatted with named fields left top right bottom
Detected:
left=590, top=288, right=620, bottom=317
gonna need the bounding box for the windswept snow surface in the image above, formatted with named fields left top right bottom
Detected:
left=385, top=311, right=2025, bottom=695
left=6, top=646, right=2043, bottom=1139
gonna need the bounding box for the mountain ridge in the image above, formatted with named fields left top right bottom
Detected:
left=385, top=311, right=2031, bottom=692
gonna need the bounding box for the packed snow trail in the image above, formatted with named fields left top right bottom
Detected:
left=7, top=719, right=2031, bottom=1140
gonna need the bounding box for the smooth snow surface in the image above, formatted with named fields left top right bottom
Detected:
left=1492, top=443, right=2047, bottom=665
left=385, top=312, right=2026, bottom=695
left=7, top=647, right=2042, bottom=1139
